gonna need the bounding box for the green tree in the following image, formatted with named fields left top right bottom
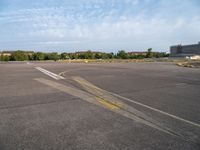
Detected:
left=61, top=53, right=69, bottom=59
left=33, top=52, right=45, bottom=60
left=84, top=50, right=94, bottom=59
left=117, top=50, right=128, bottom=59
left=95, top=53, right=102, bottom=59
left=10, top=51, right=28, bottom=61
left=69, top=53, right=78, bottom=59
left=146, top=48, right=153, bottom=58
left=0, top=54, right=10, bottom=61
left=107, top=52, right=114, bottom=59
left=48, top=52, right=59, bottom=61
left=78, top=53, right=86, bottom=59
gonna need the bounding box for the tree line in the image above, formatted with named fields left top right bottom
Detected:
left=0, top=49, right=169, bottom=61
left=0, top=51, right=60, bottom=61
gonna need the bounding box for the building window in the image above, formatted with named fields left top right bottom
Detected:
left=177, top=45, right=182, bottom=54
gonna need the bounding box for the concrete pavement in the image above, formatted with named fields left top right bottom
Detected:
left=0, top=61, right=200, bottom=150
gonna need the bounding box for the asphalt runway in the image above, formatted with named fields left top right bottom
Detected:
left=0, top=61, right=200, bottom=150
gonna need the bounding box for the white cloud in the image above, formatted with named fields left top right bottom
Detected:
left=0, top=0, right=200, bottom=51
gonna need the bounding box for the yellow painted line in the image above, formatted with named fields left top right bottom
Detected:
left=73, top=76, right=200, bottom=129
left=96, top=97, right=122, bottom=110
left=35, top=78, right=200, bottom=144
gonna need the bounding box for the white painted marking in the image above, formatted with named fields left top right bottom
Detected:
left=26, top=62, right=34, bottom=65
left=111, top=93, right=200, bottom=128
left=176, top=83, right=187, bottom=86
left=35, top=67, right=65, bottom=80
left=36, top=67, right=59, bottom=80
left=37, top=67, right=65, bottom=79
left=38, top=67, right=65, bottom=79
left=72, top=76, right=200, bottom=129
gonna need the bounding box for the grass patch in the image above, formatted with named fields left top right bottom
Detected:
left=177, top=61, right=200, bottom=68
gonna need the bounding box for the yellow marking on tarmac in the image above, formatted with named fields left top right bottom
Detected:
left=72, top=76, right=200, bottom=144
left=72, top=76, right=200, bottom=129
left=35, top=77, right=200, bottom=144
left=96, top=97, right=122, bottom=110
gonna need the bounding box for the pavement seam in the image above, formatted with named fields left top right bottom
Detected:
left=72, top=77, right=200, bottom=128
left=72, top=76, right=200, bottom=144
left=0, top=97, right=81, bottom=110
left=34, top=77, right=200, bottom=144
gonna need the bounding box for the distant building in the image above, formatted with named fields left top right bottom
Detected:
left=170, top=42, right=200, bottom=57
left=127, top=52, right=147, bottom=56
left=127, top=51, right=160, bottom=56
left=0, top=51, right=14, bottom=56
left=0, top=51, right=34, bottom=56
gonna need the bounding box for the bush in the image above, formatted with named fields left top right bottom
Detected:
left=10, top=51, right=28, bottom=61
left=0, top=55, right=10, bottom=61
left=33, top=52, right=45, bottom=60
left=48, top=53, right=59, bottom=61
left=117, top=50, right=128, bottom=59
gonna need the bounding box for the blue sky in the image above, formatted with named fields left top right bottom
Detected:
left=0, top=0, right=200, bottom=52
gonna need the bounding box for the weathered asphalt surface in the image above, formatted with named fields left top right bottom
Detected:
left=0, top=61, right=200, bottom=150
